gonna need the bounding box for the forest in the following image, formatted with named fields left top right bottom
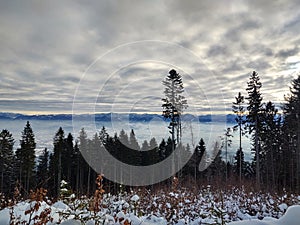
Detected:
left=0, top=71, right=300, bottom=200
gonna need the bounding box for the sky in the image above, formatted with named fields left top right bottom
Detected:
left=1, top=0, right=300, bottom=115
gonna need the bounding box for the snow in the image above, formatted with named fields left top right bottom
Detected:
left=278, top=203, right=288, bottom=212
left=130, top=194, right=140, bottom=202
left=0, top=208, right=9, bottom=225
left=228, top=205, right=300, bottom=225
left=0, top=189, right=299, bottom=225
left=52, top=201, right=69, bottom=210
left=277, top=205, right=300, bottom=225
left=60, top=220, right=81, bottom=225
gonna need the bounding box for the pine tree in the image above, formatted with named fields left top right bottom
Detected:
left=245, top=71, right=263, bottom=189
left=232, top=92, right=246, bottom=183
left=15, top=121, right=36, bottom=194
left=0, top=129, right=14, bottom=195
left=165, top=137, right=175, bottom=159
left=49, top=127, right=65, bottom=197
left=141, top=140, right=150, bottom=165
left=158, top=139, right=167, bottom=159
left=283, top=75, right=300, bottom=191
left=186, top=138, right=206, bottom=181
left=234, top=148, right=245, bottom=180
left=205, top=141, right=225, bottom=183
left=117, top=129, right=128, bottom=163
left=148, top=137, right=160, bottom=184
left=78, top=128, right=90, bottom=195
left=260, top=101, right=282, bottom=190
left=162, top=69, right=188, bottom=150
left=36, top=148, right=49, bottom=188
left=129, top=129, right=140, bottom=150
left=221, top=128, right=233, bottom=181
left=98, top=126, right=111, bottom=175
left=149, top=137, right=160, bottom=164
left=73, top=140, right=81, bottom=195
left=63, top=133, right=74, bottom=184
left=86, top=133, right=100, bottom=195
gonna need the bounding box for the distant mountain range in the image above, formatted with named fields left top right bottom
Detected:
left=0, top=112, right=238, bottom=123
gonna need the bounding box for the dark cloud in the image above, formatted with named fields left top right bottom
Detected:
left=276, top=46, right=299, bottom=58
left=207, top=45, right=228, bottom=57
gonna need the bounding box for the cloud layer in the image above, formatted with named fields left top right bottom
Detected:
left=1, top=0, right=300, bottom=114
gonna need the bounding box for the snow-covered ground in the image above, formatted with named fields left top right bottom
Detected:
left=1, top=187, right=299, bottom=224
left=228, top=205, right=300, bottom=225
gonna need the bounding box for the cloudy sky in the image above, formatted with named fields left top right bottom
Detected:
left=1, top=0, right=300, bottom=115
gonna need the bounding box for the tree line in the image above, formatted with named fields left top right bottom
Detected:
left=231, top=71, right=300, bottom=192
left=0, top=122, right=225, bottom=198
left=0, top=72, right=300, bottom=199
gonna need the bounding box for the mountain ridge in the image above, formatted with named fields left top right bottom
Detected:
left=0, top=112, right=237, bottom=123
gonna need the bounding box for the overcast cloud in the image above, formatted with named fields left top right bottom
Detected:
left=1, top=0, right=300, bottom=115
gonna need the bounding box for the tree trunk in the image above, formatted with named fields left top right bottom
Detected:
left=297, top=117, right=300, bottom=192
left=76, top=157, right=79, bottom=195
left=1, top=171, right=3, bottom=192
left=255, top=116, right=260, bottom=189
left=239, top=122, right=242, bottom=184
left=58, top=151, right=61, bottom=197
left=225, top=135, right=228, bottom=182
left=87, top=166, right=91, bottom=196
left=171, top=79, right=175, bottom=177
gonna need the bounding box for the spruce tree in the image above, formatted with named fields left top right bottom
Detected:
left=0, top=129, right=14, bottom=195
left=78, top=128, right=89, bottom=195
left=149, top=137, right=160, bottom=164
left=63, top=133, right=75, bottom=185
left=158, top=139, right=167, bottom=160
left=162, top=69, right=188, bottom=149
left=234, top=148, right=245, bottom=180
left=232, top=92, right=246, bottom=183
left=205, top=141, right=225, bottom=183
left=129, top=129, right=140, bottom=150
left=221, top=128, right=233, bottom=181
left=15, top=121, right=36, bottom=194
left=141, top=140, right=150, bottom=165
left=36, top=148, right=49, bottom=188
left=245, top=71, right=263, bottom=189
left=50, top=127, right=65, bottom=197
left=283, top=75, right=300, bottom=191
left=260, top=101, right=282, bottom=189
left=187, top=138, right=206, bottom=181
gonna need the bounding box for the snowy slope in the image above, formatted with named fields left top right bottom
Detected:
left=228, top=205, right=300, bottom=225
left=1, top=187, right=299, bottom=225
left=1, top=203, right=299, bottom=225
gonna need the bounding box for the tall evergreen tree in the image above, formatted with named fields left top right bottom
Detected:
left=245, top=71, right=263, bottom=189
left=283, top=75, right=300, bottom=191
left=129, top=129, right=140, bottom=150
left=77, top=128, right=89, bottom=195
left=221, top=128, right=233, bottom=181
left=50, top=127, right=65, bottom=197
left=149, top=137, right=160, bottom=164
left=36, top=148, right=49, bottom=188
left=186, top=138, right=206, bottom=181
left=232, top=92, right=246, bottom=183
left=15, top=121, right=36, bottom=194
left=141, top=140, right=150, bottom=165
left=0, top=129, right=14, bottom=195
left=234, top=147, right=245, bottom=180
left=205, top=142, right=226, bottom=183
left=158, top=139, right=167, bottom=160
left=63, top=133, right=75, bottom=184
left=162, top=69, right=188, bottom=151
left=260, top=101, right=282, bottom=190
left=73, top=140, right=82, bottom=195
